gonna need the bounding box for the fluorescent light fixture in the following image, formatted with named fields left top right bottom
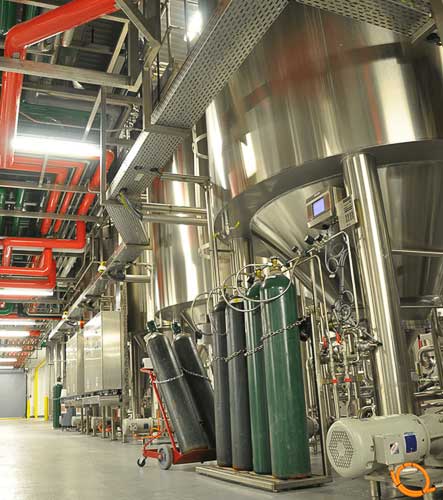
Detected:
left=0, top=319, right=36, bottom=326
left=186, top=11, right=202, bottom=42
left=0, top=357, right=17, bottom=363
left=0, top=366, right=14, bottom=370
left=0, top=346, right=22, bottom=353
left=0, top=331, right=31, bottom=338
left=0, top=288, right=53, bottom=297
left=13, top=136, right=100, bottom=158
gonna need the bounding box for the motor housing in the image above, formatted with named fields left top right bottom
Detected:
left=327, top=415, right=440, bottom=479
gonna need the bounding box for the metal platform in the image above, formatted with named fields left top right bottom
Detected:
left=195, top=465, right=331, bottom=493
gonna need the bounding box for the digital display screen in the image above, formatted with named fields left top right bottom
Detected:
left=312, top=197, right=326, bottom=217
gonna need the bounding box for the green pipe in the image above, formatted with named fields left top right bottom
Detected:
left=0, top=188, right=5, bottom=235
left=21, top=103, right=100, bottom=128
left=0, top=303, right=15, bottom=315
left=12, top=189, right=25, bottom=236
left=0, top=1, right=17, bottom=35
left=23, top=5, right=38, bottom=21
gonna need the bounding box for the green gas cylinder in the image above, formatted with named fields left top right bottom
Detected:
left=52, top=379, right=63, bottom=429
left=245, top=270, right=272, bottom=475
left=260, top=258, right=311, bottom=479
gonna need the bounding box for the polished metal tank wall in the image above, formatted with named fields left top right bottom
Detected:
left=206, top=1, right=443, bottom=235
left=151, top=138, right=211, bottom=321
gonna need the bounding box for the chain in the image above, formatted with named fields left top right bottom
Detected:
left=261, top=320, right=303, bottom=343
left=154, top=372, right=184, bottom=385
left=182, top=367, right=210, bottom=381
left=244, top=344, right=264, bottom=357
left=212, top=319, right=304, bottom=363
left=225, top=349, right=246, bottom=363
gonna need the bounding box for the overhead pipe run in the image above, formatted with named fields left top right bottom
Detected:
left=0, top=0, right=120, bottom=168
left=0, top=248, right=53, bottom=275
left=0, top=253, right=56, bottom=294
left=0, top=221, right=86, bottom=258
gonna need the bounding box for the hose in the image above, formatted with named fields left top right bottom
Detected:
left=390, top=463, right=436, bottom=498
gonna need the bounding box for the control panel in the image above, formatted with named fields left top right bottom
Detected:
left=306, top=187, right=344, bottom=229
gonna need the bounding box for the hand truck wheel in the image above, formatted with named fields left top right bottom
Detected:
left=137, top=457, right=147, bottom=468
left=157, top=445, right=173, bottom=470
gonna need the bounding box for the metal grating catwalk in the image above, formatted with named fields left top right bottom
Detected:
left=294, top=0, right=432, bottom=37
left=108, top=0, right=290, bottom=197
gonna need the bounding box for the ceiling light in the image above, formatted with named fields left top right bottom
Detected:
left=0, top=319, right=36, bottom=326
left=0, top=366, right=14, bottom=370
left=0, top=346, right=23, bottom=353
left=0, top=357, right=17, bottom=363
left=0, top=288, right=54, bottom=297
left=186, top=11, right=203, bottom=42
left=0, top=331, right=31, bottom=338
left=13, top=136, right=100, bottom=158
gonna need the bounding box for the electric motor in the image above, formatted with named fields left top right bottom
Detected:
left=327, top=415, right=434, bottom=479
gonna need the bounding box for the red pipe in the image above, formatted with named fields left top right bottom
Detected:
left=0, top=257, right=56, bottom=291
left=52, top=165, right=85, bottom=233
left=0, top=0, right=119, bottom=168
left=10, top=157, right=88, bottom=235
left=9, top=153, right=114, bottom=234
left=0, top=221, right=86, bottom=255
left=0, top=248, right=53, bottom=276
left=40, top=171, right=68, bottom=235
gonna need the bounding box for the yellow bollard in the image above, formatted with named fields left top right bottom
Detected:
left=44, top=397, right=49, bottom=421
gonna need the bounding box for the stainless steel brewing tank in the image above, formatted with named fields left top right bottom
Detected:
left=206, top=2, right=443, bottom=237
left=151, top=138, right=211, bottom=321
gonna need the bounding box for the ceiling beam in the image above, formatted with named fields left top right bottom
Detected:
left=0, top=180, right=96, bottom=194
left=20, top=82, right=142, bottom=107
left=0, top=209, right=101, bottom=223
left=0, top=57, right=134, bottom=90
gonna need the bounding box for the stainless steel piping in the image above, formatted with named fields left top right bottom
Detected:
left=142, top=213, right=207, bottom=226
left=392, top=249, right=443, bottom=257
left=343, top=152, right=414, bottom=416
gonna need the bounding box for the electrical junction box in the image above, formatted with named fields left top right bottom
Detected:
left=336, top=195, right=358, bottom=231
left=374, top=434, right=406, bottom=466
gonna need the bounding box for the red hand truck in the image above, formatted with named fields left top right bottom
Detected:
left=137, top=368, right=215, bottom=470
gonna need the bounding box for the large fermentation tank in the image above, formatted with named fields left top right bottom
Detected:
left=84, top=312, right=122, bottom=393
left=65, top=332, right=84, bottom=397
left=206, top=1, right=443, bottom=319
left=151, top=137, right=211, bottom=321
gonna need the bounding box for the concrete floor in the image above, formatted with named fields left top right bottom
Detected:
left=0, top=420, right=371, bottom=500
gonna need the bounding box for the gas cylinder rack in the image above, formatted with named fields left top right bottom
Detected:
left=196, top=257, right=332, bottom=492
